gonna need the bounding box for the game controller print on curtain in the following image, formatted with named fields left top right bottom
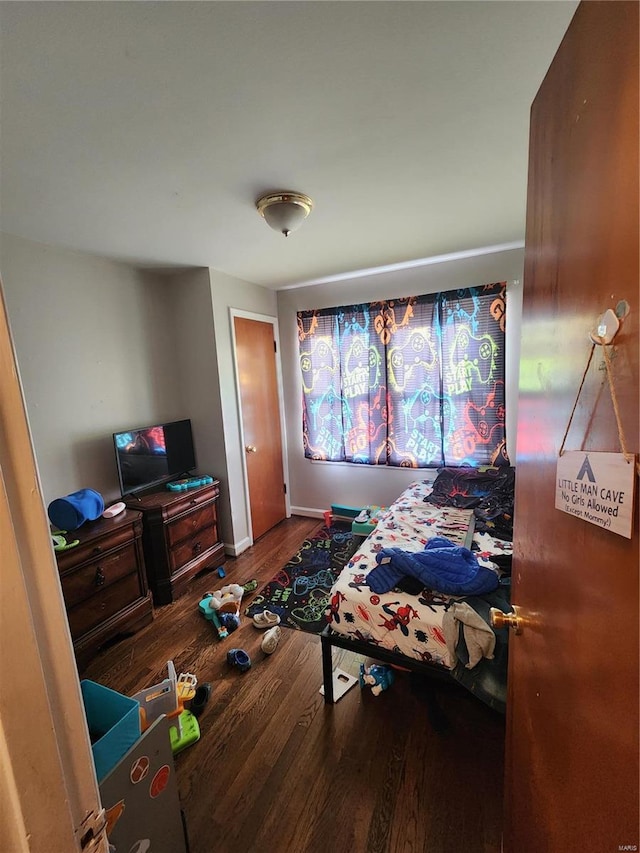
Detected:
left=297, top=282, right=508, bottom=468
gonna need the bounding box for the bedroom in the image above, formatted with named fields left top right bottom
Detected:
left=0, top=3, right=638, bottom=853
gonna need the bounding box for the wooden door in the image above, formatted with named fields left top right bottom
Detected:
left=505, top=3, right=639, bottom=851
left=0, top=282, right=108, bottom=851
left=233, top=316, right=287, bottom=541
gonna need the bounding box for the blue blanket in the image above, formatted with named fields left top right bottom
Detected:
left=368, top=536, right=499, bottom=596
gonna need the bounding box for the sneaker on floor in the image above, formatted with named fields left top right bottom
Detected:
left=189, top=682, right=212, bottom=718
left=261, top=626, right=282, bottom=655
left=252, top=610, right=281, bottom=629
left=226, top=648, right=252, bottom=672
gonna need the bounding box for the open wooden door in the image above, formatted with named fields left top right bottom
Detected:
left=0, top=281, right=108, bottom=852
left=505, top=3, right=639, bottom=851
left=233, top=314, right=287, bottom=541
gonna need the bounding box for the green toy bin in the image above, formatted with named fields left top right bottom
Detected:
left=81, top=680, right=141, bottom=782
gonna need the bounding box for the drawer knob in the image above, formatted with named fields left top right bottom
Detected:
left=193, top=542, right=202, bottom=555
left=92, top=546, right=103, bottom=555
left=95, top=567, right=105, bottom=587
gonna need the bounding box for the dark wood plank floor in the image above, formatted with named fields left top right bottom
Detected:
left=83, top=516, right=505, bottom=853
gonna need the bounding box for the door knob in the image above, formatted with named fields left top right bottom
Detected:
left=245, top=445, right=257, bottom=453
left=489, top=605, right=523, bottom=635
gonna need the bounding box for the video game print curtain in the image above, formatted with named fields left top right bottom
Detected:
left=297, top=282, right=509, bottom=468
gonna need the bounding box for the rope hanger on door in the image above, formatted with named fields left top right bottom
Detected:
left=558, top=327, right=639, bottom=476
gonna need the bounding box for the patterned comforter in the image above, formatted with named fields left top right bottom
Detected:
left=325, top=480, right=512, bottom=669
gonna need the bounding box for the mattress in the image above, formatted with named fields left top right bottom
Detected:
left=325, top=480, right=512, bottom=668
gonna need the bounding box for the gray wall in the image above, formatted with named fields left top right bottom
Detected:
left=0, top=232, right=279, bottom=552
left=208, top=269, right=278, bottom=553
left=277, top=247, right=524, bottom=516
left=0, top=233, right=185, bottom=506
left=160, top=265, right=280, bottom=552
left=162, top=267, right=231, bottom=542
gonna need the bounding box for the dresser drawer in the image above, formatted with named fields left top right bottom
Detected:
left=166, top=503, right=214, bottom=549
left=169, top=524, right=216, bottom=573
left=61, top=543, right=139, bottom=609
left=56, top=522, right=138, bottom=574
left=67, top=573, right=142, bottom=640
left=125, top=480, right=223, bottom=605
left=164, top=484, right=217, bottom=521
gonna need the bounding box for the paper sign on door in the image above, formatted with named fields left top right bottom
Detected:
left=555, top=451, right=636, bottom=539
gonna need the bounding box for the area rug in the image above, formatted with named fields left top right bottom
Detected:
left=245, top=521, right=355, bottom=634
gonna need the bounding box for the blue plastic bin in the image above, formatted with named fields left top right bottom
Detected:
left=81, top=680, right=141, bottom=782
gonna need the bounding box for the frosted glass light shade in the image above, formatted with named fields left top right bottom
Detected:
left=256, top=192, right=313, bottom=237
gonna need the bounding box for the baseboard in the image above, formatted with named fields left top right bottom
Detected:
left=290, top=506, right=325, bottom=519
left=223, top=537, right=251, bottom=557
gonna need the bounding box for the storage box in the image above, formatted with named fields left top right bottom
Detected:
left=81, top=680, right=141, bottom=782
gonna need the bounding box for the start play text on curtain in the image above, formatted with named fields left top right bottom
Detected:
left=296, top=282, right=509, bottom=468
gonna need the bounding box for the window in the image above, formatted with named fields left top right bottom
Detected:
left=297, top=282, right=508, bottom=467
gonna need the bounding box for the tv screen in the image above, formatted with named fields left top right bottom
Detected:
left=113, top=419, right=196, bottom=496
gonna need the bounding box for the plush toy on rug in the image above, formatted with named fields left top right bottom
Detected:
left=359, top=663, right=395, bottom=697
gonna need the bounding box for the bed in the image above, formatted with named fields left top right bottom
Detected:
left=321, top=467, right=515, bottom=713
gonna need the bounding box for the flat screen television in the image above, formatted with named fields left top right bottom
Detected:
left=113, top=418, right=197, bottom=496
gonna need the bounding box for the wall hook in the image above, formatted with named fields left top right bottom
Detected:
left=589, top=308, right=620, bottom=345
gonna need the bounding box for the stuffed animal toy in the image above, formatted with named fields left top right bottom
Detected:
left=359, top=663, right=395, bottom=696
left=207, top=583, right=244, bottom=614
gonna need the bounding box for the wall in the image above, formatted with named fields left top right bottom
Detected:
left=0, top=234, right=281, bottom=553
left=163, top=266, right=235, bottom=546
left=208, top=268, right=279, bottom=553
left=278, top=247, right=524, bottom=515
left=0, top=233, right=185, bottom=506
left=129, top=265, right=278, bottom=552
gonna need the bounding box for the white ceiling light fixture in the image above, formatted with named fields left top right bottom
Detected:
left=256, top=191, right=313, bottom=237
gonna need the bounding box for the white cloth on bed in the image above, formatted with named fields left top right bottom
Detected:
left=442, top=601, right=496, bottom=669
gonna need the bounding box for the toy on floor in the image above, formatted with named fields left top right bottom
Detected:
left=206, top=583, right=244, bottom=614
left=209, top=606, right=228, bottom=639
left=198, top=594, right=229, bottom=638
left=130, top=661, right=201, bottom=754
left=219, top=612, right=240, bottom=634
left=359, top=663, right=395, bottom=697
left=352, top=505, right=387, bottom=536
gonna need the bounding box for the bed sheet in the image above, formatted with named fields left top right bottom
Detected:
left=325, top=480, right=512, bottom=669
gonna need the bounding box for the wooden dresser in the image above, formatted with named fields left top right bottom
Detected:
left=126, top=480, right=225, bottom=605
left=55, top=509, right=153, bottom=668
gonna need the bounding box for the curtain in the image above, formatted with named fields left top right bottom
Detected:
left=297, top=282, right=508, bottom=467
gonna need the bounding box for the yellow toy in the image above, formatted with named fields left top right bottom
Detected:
left=131, top=661, right=200, bottom=754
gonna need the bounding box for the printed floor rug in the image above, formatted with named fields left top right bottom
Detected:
left=245, top=521, right=356, bottom=634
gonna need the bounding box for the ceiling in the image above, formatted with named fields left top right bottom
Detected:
left=0, top=1, right=578, bottom=289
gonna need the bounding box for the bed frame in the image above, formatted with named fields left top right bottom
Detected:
left=320, top=471, right=515, bottom=712
left=320, top=624, right=456, bottom=704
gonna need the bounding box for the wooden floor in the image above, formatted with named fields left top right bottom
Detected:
left=84, top=516, right=505, bottom=853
